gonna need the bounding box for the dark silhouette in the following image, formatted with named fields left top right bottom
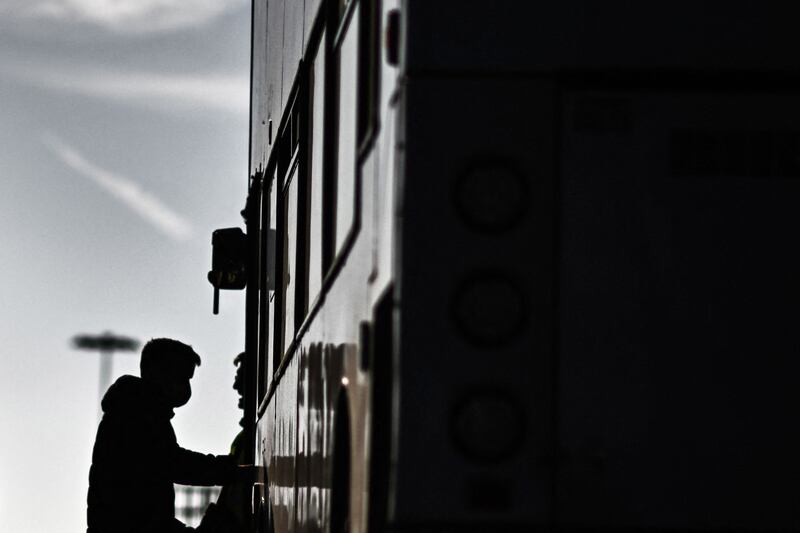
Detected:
left=197, top=352, right=249, bottom=533
left=87, top=338, right=238, bottom=533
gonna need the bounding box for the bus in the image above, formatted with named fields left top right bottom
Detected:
left=211, top=2, right=800, bottom=532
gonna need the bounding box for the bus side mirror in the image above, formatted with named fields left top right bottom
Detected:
left=208, top=227, right=247, bottom=315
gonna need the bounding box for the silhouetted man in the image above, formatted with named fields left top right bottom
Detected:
left=197, top=352, right=249, bottom=533
left=87, top=338, right=238, bottom=533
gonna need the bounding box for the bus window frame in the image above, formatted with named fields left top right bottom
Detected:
left=276, top=105, right=306, bottom=356
left=303, top=26, right=327, bottom=314
left=356, top=0, right=381, bottom=155
left=323, top=0, right=379, bottom=282
left=257, top=0, right=381, bottom=411
left=259, top=23, right=320, bottom=413
left=332, top=0, right=380, bottom=154
left=257, top=168, right=276, bottom=402
left=279, top=156, right=301, bottom=358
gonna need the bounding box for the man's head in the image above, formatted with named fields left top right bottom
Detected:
left=140, top=338, right=201, bottom=408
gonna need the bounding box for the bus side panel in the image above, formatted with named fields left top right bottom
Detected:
left=557, top=89, right=800, bottom=530
left=272, top=356, right=299, bottom=533
left=404, top=0, right=800, bottom=74
left=350, top=147, right=381, bottom=533
left=250, top=0, right=269, bottom=174
left=282, top=0, right=304, bottom=112
left=296, top=342, right=311, bottom=533
left=372, top=0, right=403, bottom=303
left=297, top=331, right=325, bottom=533
left=369, top=91, right=399, bottom=304
left=265, top=0, right=285, bottom=163
left=295, top=320, right=328, bottom=533
left=394, top=78, right=557, bottom=525
left=261, top=400, right=276, bottom=528
left=305, top=339, right=328, bottom=533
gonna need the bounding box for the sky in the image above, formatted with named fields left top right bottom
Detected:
left=0, top=1, right=252, bottom=530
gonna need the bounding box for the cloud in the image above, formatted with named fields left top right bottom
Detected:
left=2, top=62, right=248, bottom=116
left=42, top=133, right=194, bottom=241
left=4, top=0, right=247, bottom=34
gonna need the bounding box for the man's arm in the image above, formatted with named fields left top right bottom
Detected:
left=170, top=446, right=237, bottom=486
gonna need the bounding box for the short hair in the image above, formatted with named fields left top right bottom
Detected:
left=140, top=338, right=201, bottom=379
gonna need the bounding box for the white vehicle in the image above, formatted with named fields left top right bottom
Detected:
left=214, top=2, right=800, bottom=532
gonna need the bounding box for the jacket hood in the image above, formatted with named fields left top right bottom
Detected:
left=100, top=375, right=174, bottom=419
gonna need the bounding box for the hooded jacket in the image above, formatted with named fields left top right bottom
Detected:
left=87, top=375, right=236, bottom=533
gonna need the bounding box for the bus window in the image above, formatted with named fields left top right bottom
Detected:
left=307, top=32, right=326, bottom=306
left=266, top=173, right=278, bottom=376
left=257, top=176, right=269, bottom=401
left=333, top=5, right=359, bottom=254
left=357, top=0, right=380, bottom=145
left=282, top=164, right=300, bottom=355
left=336, top=0, right=350, bottom=22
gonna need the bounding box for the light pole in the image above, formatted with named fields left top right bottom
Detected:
left=72, top=332, right=140, bottom=409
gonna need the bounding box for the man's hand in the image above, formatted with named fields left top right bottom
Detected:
left=235, top=464, right=264, bottom=484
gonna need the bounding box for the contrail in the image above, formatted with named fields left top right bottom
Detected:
left=42, top=132, right=193, bottom=242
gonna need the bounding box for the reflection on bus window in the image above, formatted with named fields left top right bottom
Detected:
left=267, top=174, right=278, bottom=374
left=257, top=178, right=270, bottom=399
left=308, top=32, right=325, bottom=306
left=334, top=7, right=359, bottom=253
left=283, top=166, right=299, bottom=354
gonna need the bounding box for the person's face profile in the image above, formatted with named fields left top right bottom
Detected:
left=150, top=358, right=194, bottom=408
left=167, top=378, right=192, bottom=408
